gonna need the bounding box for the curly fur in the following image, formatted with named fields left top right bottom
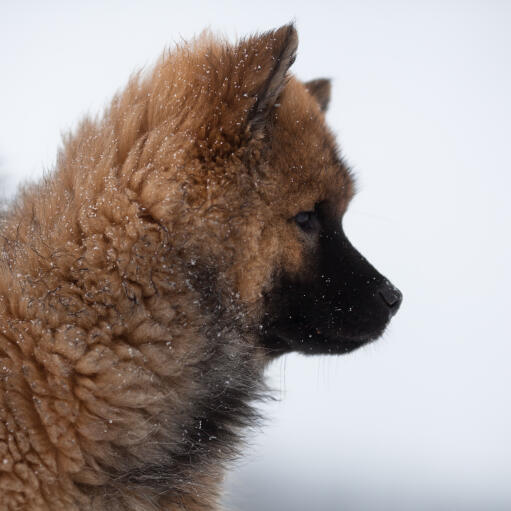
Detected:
left=0, top=24, right=352, bottom=510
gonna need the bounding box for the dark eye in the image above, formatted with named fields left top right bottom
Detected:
left=294, top=210, right=318, bottom=232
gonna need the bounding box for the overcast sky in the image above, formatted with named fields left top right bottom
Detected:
left=1, top=2, right=510, bottom=510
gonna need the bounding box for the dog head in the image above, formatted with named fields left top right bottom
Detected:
left=137, top=24, right=401, bottom=357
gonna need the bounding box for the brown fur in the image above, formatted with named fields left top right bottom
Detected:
left=0, top=25, right=352, bottom=510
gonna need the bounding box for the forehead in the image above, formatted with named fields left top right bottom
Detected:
left=265, top=77, right=354, bottom=214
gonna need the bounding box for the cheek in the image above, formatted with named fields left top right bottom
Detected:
left=234, top=223, right=304, bottom=304
left=275, top=224, right=306, bottom=278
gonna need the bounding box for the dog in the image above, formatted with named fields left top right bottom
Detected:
left=0, top=24, right=401, bottom=510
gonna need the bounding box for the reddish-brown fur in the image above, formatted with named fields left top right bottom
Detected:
left=0, top=25, right=352, bottom=510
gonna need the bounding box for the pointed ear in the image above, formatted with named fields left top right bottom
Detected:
left=241, top=24, right=298, bottom=132
left=304, top=78, right=331, bottom=112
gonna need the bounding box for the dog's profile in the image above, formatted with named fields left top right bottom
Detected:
left=0, top=24, right=401, bottom=510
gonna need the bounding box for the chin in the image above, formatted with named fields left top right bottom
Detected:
left=262, top=324, right=388, bottom=357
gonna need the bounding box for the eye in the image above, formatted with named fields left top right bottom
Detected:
left=294, top=210, right=318, bottom=232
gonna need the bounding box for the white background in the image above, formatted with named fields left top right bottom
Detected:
left=1, top=1, right=510, bottom=510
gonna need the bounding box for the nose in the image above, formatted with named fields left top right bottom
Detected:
left=378, top=281, right=402, bottom=315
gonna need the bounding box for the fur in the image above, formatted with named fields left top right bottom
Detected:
left=0, top=24, right=400, bottom=510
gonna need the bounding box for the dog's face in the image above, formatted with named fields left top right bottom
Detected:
left=215, top=34, right=402, bottom=356
left=142, top=25, right=401, bottom=357
left=246, top=78, right=402, bottom=356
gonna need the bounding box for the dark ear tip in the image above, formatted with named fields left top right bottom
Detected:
left=305, top=78, right=332, bottom=112
left=284, top=22, right=298, bottom=46
left=273, top=23, right=298, bottom=63
left=275, top=22, right=297, bottom=38
left=246, top=23, right=299, bottom=131
left=312, top=78, right=331, bottom=92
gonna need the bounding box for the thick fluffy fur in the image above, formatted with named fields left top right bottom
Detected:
left=0, top=25, right=400, bottom=510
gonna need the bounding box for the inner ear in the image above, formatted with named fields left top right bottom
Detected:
left=244, top=24, right=298, bottom=132
left=304, top=79, right=331, bottom=112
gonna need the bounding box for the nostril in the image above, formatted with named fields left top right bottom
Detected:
left=378, top=283, right=402, bottom=311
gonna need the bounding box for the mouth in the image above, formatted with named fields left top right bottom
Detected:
left=262, top=324, right=387, bottom=356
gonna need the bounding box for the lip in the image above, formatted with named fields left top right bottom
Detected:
left=263, top=325, right=386, bottom=356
